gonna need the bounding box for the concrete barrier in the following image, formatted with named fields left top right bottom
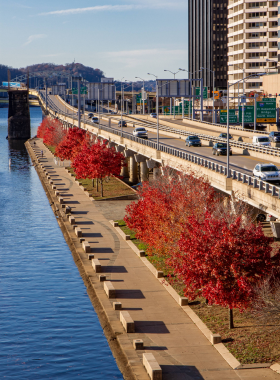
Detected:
left=143, top=353, right=162, bottom=380
left=88, top=253, right=95, bottom=260
left=113, top=302, right=122, bottom=310
left=65, top=206, right=71, bottom=214
left=104, top=281, right=116, bottom=298
left=75, top=227, right=82, bottom=237
left=115, top=227, right=130, bottom=241
left=68, top=216, right=75, bottom=225
left=92, top=259, right=102, bottom=273
left=211, top=334, right=222, bottom=344
left=109, top=220, right=119, bottom=227
left=133, top=339, right=144, bottom=350
left=52, top=185, right=56, bottom=190
left=120, top=311, right=135, bottom=333
left=99, top=275, right=106, bottom=282
left=82, top=241, right=91, bottom=253
left=58, top=197, right=64, bottom=204
left=55, top=191, right=60, bottom=196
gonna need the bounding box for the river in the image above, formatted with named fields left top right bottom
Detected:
left=0, top=107, right=123, bottom=379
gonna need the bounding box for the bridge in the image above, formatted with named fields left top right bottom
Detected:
left=30, top=89, right=280, bottom=219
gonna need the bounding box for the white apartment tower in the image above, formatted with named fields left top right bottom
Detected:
left=228, top=0, right=278, bottom=98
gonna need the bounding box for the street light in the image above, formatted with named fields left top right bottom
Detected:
left=226, top=73, right=266, bottom=177
left=200, top=67, right=215, bottom=123
left=164, top=70, right=180, bottom=119
left=148, top=73, right=160, bottom=148
left=135, top=76, right=145, bottom=114
left=229, top=63, right=245, bottom=129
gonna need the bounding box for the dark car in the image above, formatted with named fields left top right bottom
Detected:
left=88, top=112, right=94, bottom=118
left=118, top=120, right=127, bottom=127
left=218, top=133, right=233, bottom=139
left=269, top=131, right=280, bottom=142
left=212, top=142, right=232, bottom=156
left=185, top=135, right=201, bottom=147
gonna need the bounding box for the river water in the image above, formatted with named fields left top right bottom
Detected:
left=0, top=107, right=123, bottom=379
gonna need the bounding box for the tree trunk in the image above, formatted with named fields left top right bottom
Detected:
left=92, top=178, right=94, bottom=188
left=229, top=308, right=234, bottom=329
left=101, top=179, right=103, bottom=197
left=97, top=178, right=99, bottom=192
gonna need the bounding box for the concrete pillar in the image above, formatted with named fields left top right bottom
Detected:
left=8, top=90, right=30, bottom=140
left=129, top=155, right=138, bottom=183
left=121, top=158, right=129, bottom=178
left=140, top=161, right=149, bottom=182
left=153, top=167, right=161, bottom=180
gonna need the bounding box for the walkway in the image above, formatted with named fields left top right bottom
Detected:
left=30, top=138, right=280, bottom=380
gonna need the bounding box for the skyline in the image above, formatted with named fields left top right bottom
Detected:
left=0, top=0, right=188, bottom=81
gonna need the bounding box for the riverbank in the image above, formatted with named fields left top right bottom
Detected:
left=26, top=137, right=280, bottom=380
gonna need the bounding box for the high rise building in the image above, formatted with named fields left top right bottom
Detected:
left=227, top=0, right=278, bottom=98
left=188, top=0, right=228, bottom=93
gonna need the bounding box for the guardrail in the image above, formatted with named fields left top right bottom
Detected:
left=38, top=92, right=280, bottom=201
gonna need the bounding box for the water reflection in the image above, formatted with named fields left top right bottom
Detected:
left=8, top=139, right=31, bottom=171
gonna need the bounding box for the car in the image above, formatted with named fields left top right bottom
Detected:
left=118, top=120, right=127, bottom=127
left=252, top=135, right=271, bottom=146
left=91, top=117, right=99, bottom=123
left=133, top=127, right=148, bottom=139
left=218, top=133, right=233, bottom=139
left=212, top=142, right=232, bottom=156
left=150, top=113, right=157, bottom=118
left=185, top=135, right=201, bottom=147
left=88, top=113, right=94, bottom=118
left=269, top=131, right=280, bottom=143
left=253, top=163, right=280, bottom=182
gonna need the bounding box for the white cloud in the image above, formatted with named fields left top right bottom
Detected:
left=23, top=34, right=47, bottom=46
left=39, top=2, right=186, bottom=16
left=101, top=48, right=187, bottom=69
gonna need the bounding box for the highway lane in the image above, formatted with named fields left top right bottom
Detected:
left=49, top=95, right=280, bottom=179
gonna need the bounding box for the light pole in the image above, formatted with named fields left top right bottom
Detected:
left=229, top=63, right=245, bottom=129
left=135, top=76, right=145, bottom=114
left=120, top=77, right=125, bottom=137
left=164, top=69, right=179, bottom=119
left=226, top=73, right=266, bottom=177
left=201, top=67, right=215, bottom=123
left=148, top=73, right=159, bottom=148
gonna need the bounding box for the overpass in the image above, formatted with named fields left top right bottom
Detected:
left=31, top=89, right=280, bottom=219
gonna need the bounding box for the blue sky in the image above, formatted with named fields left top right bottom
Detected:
left=0, top=0, right=188, bottom=81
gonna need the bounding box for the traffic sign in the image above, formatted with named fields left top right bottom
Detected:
left=220, top=109, right=237, bottom=124
left=239, top=105, right=254, bottom=123
left=72, top=86, right=87, bottom=95
left=256, top=98, right=276, bottom=123
left=195, top=87, right=208, bottom=99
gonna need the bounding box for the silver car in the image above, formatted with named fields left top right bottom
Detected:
left=133, top=127, right=148, bottom=139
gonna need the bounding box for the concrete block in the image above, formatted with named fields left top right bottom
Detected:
left=65, top=206, right=71, bottom=214
left=120, top=311, right=134, bottom=333
left=49, top=180, right=53, bottom=185
left=88, top=253, right=95, bottom=260
left=71, top=173, right=75, bottom=177
left=139, top=250, right=145, bottom=257
left=61, top=204, right=66, bottom=209
left=156, top=271, right=164, bottom=278
left=52, top=185, right=56, bottom=190
left=99, top=275, right=106, bottom=282
left=211, top=334, right=222, bottom=345
left=179, top=297, right=188, bottom=306
left=58, top=197, right=64, bottom=204
left=92, top=259, right=102, bottom=273
left=133, top=339, right=144, bottom=350
left=79, top=182, right=83, bottom=186
left=79, top=237, right=85, bottom=243
left=72, top=224, right=78, bottom=230
left=55, top=191, right=60, bottom=196
left=113, top=302, right=122, bottom=310
left=109, top=220, right=118, bottom=227
left=104, top=281, right=116, bottom=299
left=82, top=241, right=91, bottom=253
left=68, top=216, right=75, bottom=225
left=143, top=353, right=162, bottom=380
left=75, top=227, right=82, bottom=237
left=47, top=176, right=51, bottom=180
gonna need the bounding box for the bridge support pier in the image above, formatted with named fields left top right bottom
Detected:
left=8, top=90, right=30, bottom=140
left=121, top=158, right=129, bottom=178
left=129, top=156, right=138, bottom=183
left=153, top=167, right=161, bottom=180
left=140, top=161, right=149, bottom=182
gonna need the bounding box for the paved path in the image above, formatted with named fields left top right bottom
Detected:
left=31, top=139, right=280, bottom=380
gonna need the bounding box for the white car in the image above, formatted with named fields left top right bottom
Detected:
left=253, top=163, right=280, bottom=182
left=133, top=127, right=148, bottom=139
left=150, top=113, right=157, bottom=118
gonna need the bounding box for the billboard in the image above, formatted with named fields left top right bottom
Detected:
left=101, top=78, right=114, bottom=83
left=51, top=84, right=66, bottom=96
left=156, top=79, right=190, bottom=97
left=2, top=82, right=21, bottom=88
left=87, top=83, right=116, bottom=100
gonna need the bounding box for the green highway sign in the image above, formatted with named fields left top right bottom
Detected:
left=220, top=109, right=237, bottom=124
left=256, top=98, right=276, bottom=123
left=195, top=87, right=208, bottom=99
left=239, top=105, right=254, bottom=123
left=136, top=92, right=146, bottom=104
left=72, top=86, right=87, bottom=95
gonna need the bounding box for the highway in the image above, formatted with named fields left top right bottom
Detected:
left=47, top=94, right=280, bottom=181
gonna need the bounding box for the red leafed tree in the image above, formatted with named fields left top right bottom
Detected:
left=72, top=140, right=126, bottom=197
left=55, top=127, right=88, bottom=161
left=43, top=119, right=67, bottom=147
left=124, top=167, right=218, bottom=257
left=37, top=117, right=53, bottom=138
left=173, top=211, right=280, bottom=328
